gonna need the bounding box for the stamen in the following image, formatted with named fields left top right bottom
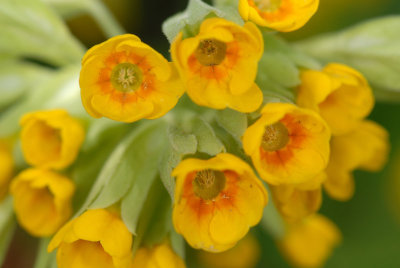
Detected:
left=192, top=169, right=226, bottom=200
left=194, top=39, right=227, bottom=66
left=110, top=62, right=143, bottom=92
left=261, top=122, right=289, bottom=151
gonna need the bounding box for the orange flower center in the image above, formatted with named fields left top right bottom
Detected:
left=252, top=0, right=282, bottom=12
left=195, top=39, right=227, bottom=66
left=110, top=62, right=143, bottom=92
left=192, top=169, right=226, bottom=200
left=261, top=122, right=289, bottom=151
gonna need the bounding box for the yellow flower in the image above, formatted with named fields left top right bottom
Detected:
left=48, top=209, right=132, bottom=268
left=297, top=63, right=374, bottom=135
left=238, top=0, right=319, bottom=32
left=171, top=18, right=263, bottom=113
left=242, top=103, right=330, bottom=185
left=279, top=214, right=341, bottom=268
left=80, top=34, right=184, bottom=122
left=271, top=173, right=325, bottom=223
left=172, top=153, right=268, bottom=252
left=0, top=140, right=14, bottom=200
left=20, top=109, right=85, bottom=170
left=197, top=234, right=261, bottom=268
left=324, top=120, right=389, bottom=201
left=10, top=168, right=75, bottom=237
left=131, top=241, right=185, bottom=268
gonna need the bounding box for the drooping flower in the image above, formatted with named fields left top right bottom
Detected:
left=171, top=18, right=263, bottom=113
left=197, top=234, right=261, bottom=268
left=10, top=168, right=75, bottom=237
left=172, top=153, right=268, bottom=252
left=20, top=109, right=85, bottom=170
left=297, top=63, right=374, bottom=135
left=131, top=241, right=186, bottom=268
left=324, top=120, right=389, bottom=201
left=48, top=209, right=132, bottom=268
left=0, top=140, right=14, bottom=200
left=238, top=0, right=319, bottom=32
left=279, top=214, right=341, bottom=268
left=242, top=103, right=330, bottom=185
left=271, top=173, right=325, bottom=223
left=80, top=34, right=184, bottom=122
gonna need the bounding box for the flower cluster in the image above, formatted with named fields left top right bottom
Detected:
left=0, top=0, right=393, bottom=268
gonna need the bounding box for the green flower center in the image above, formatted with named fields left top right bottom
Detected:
left=261, top=122, right=289, bottom=151
left=253, top=0, right=282, bottom=12
left=195, top=39, right=227, bottom=66
left=192, top=169, right=226, bottom=200
left=110, top=62, right=143, bottom=92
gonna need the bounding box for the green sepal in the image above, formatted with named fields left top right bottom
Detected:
left=159, top=145, right=181, bottom=201
left=0, top=0, right=84, bottom=66
left=33, top=238, right=57, bottom=268
left=188, top=117, right=225, bottom=155
left=0, top=197, right=16, bottom=267
left=295, top=16, right=400, bottom=102
left=168, top=125, right=198, bottom=155
left=162, top=0, right=243, bottom=43
left=170, top=229, right=186, bottom=259
left=256, top=33, right=321, bottom=104
left=215, top=108, right=248, bottom=141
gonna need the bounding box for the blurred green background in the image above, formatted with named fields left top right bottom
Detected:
left=2, top=0, right=400, bottom=267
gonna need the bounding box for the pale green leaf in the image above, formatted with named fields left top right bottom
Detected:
left=296, top=16, right=400, bottom=101
left=80, top=121, right=167, bottom=213
left=0, top=59, right=53, bottom=110
left=159, top=145, right=181, bottom=200
left=0, top=0, right=84, bottom=66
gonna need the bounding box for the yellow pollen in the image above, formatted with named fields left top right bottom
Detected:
left=194, top=39, right=227, bottom=66
left=261, top=121, right=290, bottom=151
left=253, top=0, right=282, bottom=12
left=192, top=169, right=226, bottom=200
left=110, top=62, right=143, bottom=92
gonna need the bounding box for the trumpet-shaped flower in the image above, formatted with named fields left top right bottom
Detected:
left=48, top=209, right=132, bottom=268
left=20, top=110, right=85, bottom=170
left=297, top=63, right=374, bottom=135
left=171, top=18, right=263, bottom=112
left=80, top=34, right=184, bottom=122
left=131, top=241, right=186, bottom=268
left=0, top=141, right=14, bottom=200
left=324, top=120, right=389, bottom=201
left=10, top=168, right=75, bottom=237
left=242, top=103, right=330, bottom=185
left=279, top=214, right=341, bottom=268
left=172, top=153, right=268, bottom=252
left=238, top=0, right=319, bottom=32
left=271, top=173, right=325, bottom=223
